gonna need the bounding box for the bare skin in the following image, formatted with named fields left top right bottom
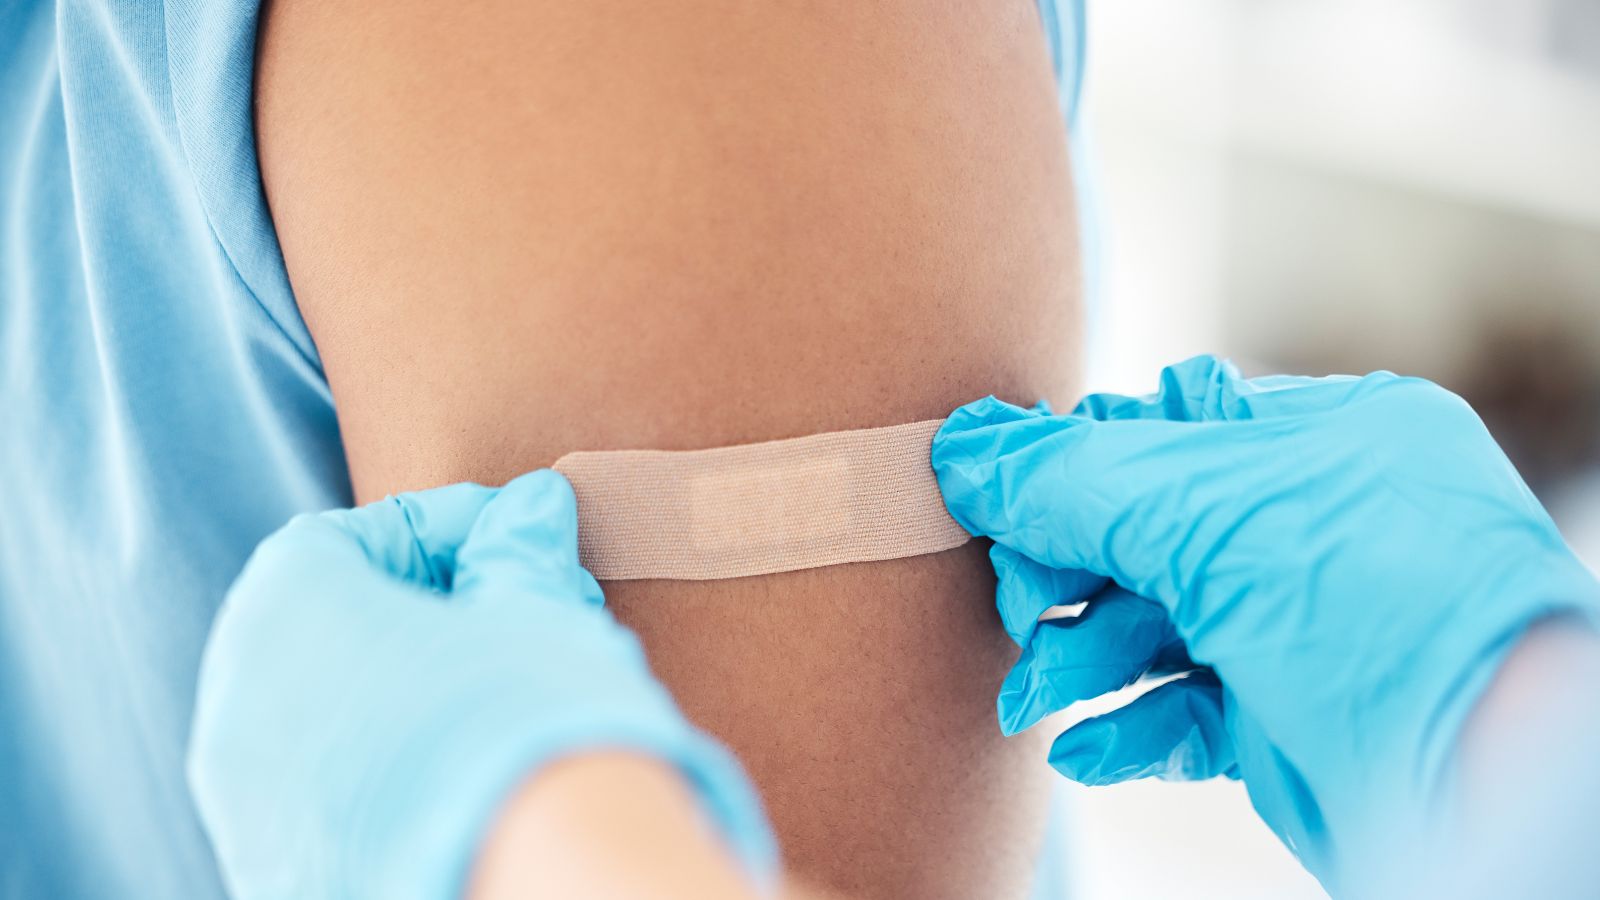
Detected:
left=256, top=2, right=1081, bottom=896
left=467, top=754, right=762, bottom=900
left=468, top=621, right=1600, bottom=899
left=470, top=753, right=844, bottom=900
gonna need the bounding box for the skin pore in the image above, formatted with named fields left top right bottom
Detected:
left=256, top=1, right=1081, bottom=896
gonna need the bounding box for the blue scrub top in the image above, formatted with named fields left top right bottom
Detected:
left=0, top=2, right=1086, bottom=896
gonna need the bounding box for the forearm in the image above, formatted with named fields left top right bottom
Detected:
left=1462, top=613, right=1600, bottom=784
left=471, top=753, right=847, bottom=900
left=469, top=753, right=758, bottom=900
left=1447, top=613, right=1600, bottom=894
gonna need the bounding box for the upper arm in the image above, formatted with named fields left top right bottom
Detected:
left=257, top=1, right=1081, bottom=895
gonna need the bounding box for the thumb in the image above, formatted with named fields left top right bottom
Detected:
left=453, top=469, right=603, bottom=606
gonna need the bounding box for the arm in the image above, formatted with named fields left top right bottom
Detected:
left=255, top=1, right=1081, bottom=896
left=469, top=754, right=758, bottom=900
left=1460, top=614, right=1600, bottom=786
left=473, top=754, right=843, bottom=900
left=1449, top=614, right=1600, bottom=895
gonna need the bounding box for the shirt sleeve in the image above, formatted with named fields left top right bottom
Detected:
left=163, top=0, right=322, bottom=372
left=160, top=0, right=1085, bottom=375
left=1036, top=0, right=1087, bottom=130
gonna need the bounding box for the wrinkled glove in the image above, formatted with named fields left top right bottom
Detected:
left=188, top=471, right=775, bottom=900
left=932, top=355, right=1600, bottom=892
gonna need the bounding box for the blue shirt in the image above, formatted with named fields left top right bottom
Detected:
left=0, top=2, right=1085, bottom=896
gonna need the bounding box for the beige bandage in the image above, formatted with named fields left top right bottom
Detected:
left=552, top=419, right=972, bottom=581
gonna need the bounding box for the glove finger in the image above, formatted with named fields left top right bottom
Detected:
left=992, top=544, right=1108, bottom=646
left=1047, top=672, right=1234, bottom=785
left=1070, top=355, right=1240, bottom=422
left=998, top=586, right=1182, bottom=735
left=1071, top=355, right=1378, bottom=423
left=935, top=397, right=1320, bottom=614
left=454, top=470, right=604, bottom=606
left=300, top=482, right=497, bottom=589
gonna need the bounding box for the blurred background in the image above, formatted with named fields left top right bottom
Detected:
left=1065, top=0, right=1600, bottom=896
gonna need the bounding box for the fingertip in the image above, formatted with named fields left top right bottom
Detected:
left=1137, top=676, right=1234, bottom=782
left=297, top=481, right=504, bottom=590
left=392, top=482, right=497, bottom=524
left=997, top=679, right=1025, bottom=737
left=932, top=400, right=1046, bottom=539
left=995, top=591, right=1167, bottom=736
left=456, top=469, right=588, bottom=596
left=474, top=470, right=579, bottom=544
left=992, top=545, right=1067, bottom=645
left=391, top=482, right=498, bottom=588
left=937, top=395, right=1034, bottom=437
left=996, top=649, right=1054, bottom=736
left=1164, top=353, right=1232, bottom=384
left=933, top=396, right=1045, bottom=464
left=1049, top=712, right=1174, bottom=787
left=1045, top=674, right=1234, bottom=786
left=1067, top=355, right=1238, bottom=423
left=1002, top=599, right=1172, bottom=744
left=1047, top=719, right=1122, bottom=786
left=575, top=565, right=606, bottom=609
left=498, top=468, right=577, bottom=512
left=1069, top=390, right=1126, bottom=420
left=1159, top=354, right=1232, bottom=419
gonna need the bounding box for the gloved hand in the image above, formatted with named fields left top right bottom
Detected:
left=188, top=471, right=775, bottom=900
left=932, top=355, right=1600, bottom=892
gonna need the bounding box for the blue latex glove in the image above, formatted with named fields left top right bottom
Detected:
left=188, top=471, right=775, bottom=900
left=932, top=355, right=1600, bottom=892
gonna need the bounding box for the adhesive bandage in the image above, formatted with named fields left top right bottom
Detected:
left=552, top=419, right=972, bottom=581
